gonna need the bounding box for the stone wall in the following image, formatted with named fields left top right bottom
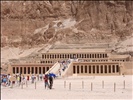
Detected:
left=122, top=62, right=133, bottom=75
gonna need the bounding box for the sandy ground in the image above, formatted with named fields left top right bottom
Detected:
left=1, top=75, right=133, bottom=100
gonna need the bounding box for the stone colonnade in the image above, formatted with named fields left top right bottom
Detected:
left=42, top=53, right=108, bottom=59
left=73, top=63, right=120, bottom=75
left=12, top=64, right=52, bottom=75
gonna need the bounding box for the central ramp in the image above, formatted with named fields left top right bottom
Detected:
left=45, top=62, right=60, bottom=75
left=61, top=62, right=73, bottom=77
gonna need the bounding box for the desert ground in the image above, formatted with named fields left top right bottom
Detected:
left=1, top=75, right=133, bottom=100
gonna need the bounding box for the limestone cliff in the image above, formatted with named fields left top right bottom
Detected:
left=1, top=1, right=133, bottom=47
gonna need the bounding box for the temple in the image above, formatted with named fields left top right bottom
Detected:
left=7, top=44, right=132, bottom=76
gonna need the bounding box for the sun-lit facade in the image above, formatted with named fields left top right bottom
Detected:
left=8, top=47, right=131, bottom=76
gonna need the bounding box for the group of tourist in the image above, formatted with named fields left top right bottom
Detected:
left=0, top=73, right=55, bottom=90
left=0, top=74, right=11, bottom=87
left=0, top=58, right=78, bottom=89
left=44, top=74, right=53, bottom=89
left=0, top=74, right=26, bottom=87
left=30, top=74, right=43, bottom=83
left=59, top=58, right=78, bottom=72
left=60, top=59, right=71, bottom=71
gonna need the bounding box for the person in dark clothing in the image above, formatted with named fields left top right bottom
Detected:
left=44, top=74, right=49, bottom=89
left=19, top=75, right=21, bottom=84
left=48, top=75, right=53, bottom=89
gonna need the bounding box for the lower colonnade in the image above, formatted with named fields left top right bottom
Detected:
left=72, top=62, right=120, bottom=75
left=11, top=64, right=52, bottom=76
left=11, top=62, right=121, bottom=76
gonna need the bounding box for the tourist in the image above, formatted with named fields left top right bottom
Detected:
left=59, top=69, right=61, bottom=76
left=37, top=74, right=39, bottom=81
left=22, top=75, right=25, bottom=85
left=44, top=74, right=49, bottom=89
left=31, top=74, right=35, bottom=83
left=17, top=75, right=20, bottom=86
left=19, top=74, right=22, bottom=84
left=2, top=76, right=7, bottom=87
left=27, top=75, right=29, bottom=81
left=48, top=74, right=53, bottom=89
left=39, top=74, right=42, bottom=81
left=12, top=75, right=16, bottom=86
left=7, top=74, right=11, bottom=86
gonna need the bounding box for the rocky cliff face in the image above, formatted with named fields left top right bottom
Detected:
left=1, top=1, right=133, bottom=47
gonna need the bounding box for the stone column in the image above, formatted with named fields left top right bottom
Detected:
left=54, top=54, right=56, bottom=59
left=63, top=54, right=65, bottom=59
left=38, top=67, right=39, bottom=74
left=14, top=67, right=16, bottom=74
left=20, top=67, right=22, bottom=74
left=95, top=65, right=97, bottom=74
left=22, top=67, right=24, bottom=74
left=59, top=54, right=60, bottom=59
left=94, top=54, right=96, bottom=58
left=99, top=65, right=101, bottom=74
left=42, top=67, right=44, bottom=74
left=41, top=67, right=43, bottom=74
left=66, top=53, right=69, bottom=58
left=107, top=65, right=109, bottom=74
left=15, top=67, right=17, bottom=74
left=18, top=67, right=20, bottom=74
left=51, top=54, right=53, bottom=59
left=26, top=67, right=28, bottom=75
left=45, top=67, right=47, bottom=73
left=111, top=65, right=112, bottom=73
left=75, top=54, right=77, bottom=58
left=83, top=65, right=85, bottom=74
left=30, top=67, right=32, bottom=74
left=103, top=65, right=105, bottom=74
left=91, top=65, right=93, bottom=74
left=49, top=54, right=50, bottom=59
left=114, top=65, right=116, bottom=73
left=87, top=65, right=89, bottom=74
left=75, top=65, right=77, bottom=74
left=88, top=65, right=89, bottom=74
left=46, top=54, right=47, bottom=59
left=19, top=67, right=21, bottom=74
left=85, top=54, right=87, bottom=58
left=79, top=65, right=81, bottom=74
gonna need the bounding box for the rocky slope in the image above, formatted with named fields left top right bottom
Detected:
left=1, top=1, right=133, bottom=73
left=1, top=1, right=133, bottom=48
left=1, top=1, right=133, bottom=65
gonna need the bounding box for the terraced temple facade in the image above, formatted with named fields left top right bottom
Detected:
left=8, top=48, right=131, bottom=76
